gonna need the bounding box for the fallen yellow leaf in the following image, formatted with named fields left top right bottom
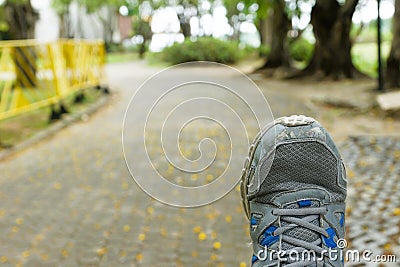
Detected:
left=193, top=226, right=202, bottom=233
left=198, top=232, right=207, bottom=241
left=97, top=247, right=107, bottom=257
left=138, top=233, right=146, bottom=241
left=213, top=241, right=222, bottom=249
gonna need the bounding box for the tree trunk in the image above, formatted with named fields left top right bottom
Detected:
left=101, top=7, right=116, bottom=47
left=228, top=19, right=241, bottom=42
left=4, top=1, right=39, bottom=89
left=386, top=0, right=400, bottom=88
left=179, top=16, right=191, bottom=38
left=301, top=0, right=361, bottom=79
left=59, top=11, right=74, bottom=38
left=59, top=14, right=67, bottom=38
left=259, top=0, right=290, bottom=69
left=256, top=14, right=272, bottom=47
left=136, top=19, right=152, bottom=59
left=4, top=1, right=38, bottom=40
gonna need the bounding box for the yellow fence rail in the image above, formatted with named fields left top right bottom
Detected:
left=0, top=39, right=106, bottom=120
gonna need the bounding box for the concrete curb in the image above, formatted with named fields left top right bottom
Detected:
left=0, top=94, right=111, bottom=161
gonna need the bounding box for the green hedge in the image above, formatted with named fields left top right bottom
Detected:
left=159, top=38, right=242, bottom=64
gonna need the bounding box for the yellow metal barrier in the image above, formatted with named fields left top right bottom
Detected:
left=0, top=39, right=106, bottom=120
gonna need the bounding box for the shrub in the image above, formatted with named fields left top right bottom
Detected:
left=159, top=38, right=241, bottom=64
left=289, top=38, right=314, bottom=62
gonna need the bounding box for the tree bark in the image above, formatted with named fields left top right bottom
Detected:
left=59, top=11, right=74, bottom=38
left=228, top=17, right=241, bottom=42
left=135, top=19, right=152, bottom=58
left=178, top=15, right=191, bottom=38
left=4, top=1, right=39, bottom=89
left=300, top=0, right=361, bottom=79
left=4, top=1, right=38, bottom=40
left=259, top=0, right=290, bottom=69
left=256, top=14, right=272, bottom=47
left=98, top=7, right=117, bottom=47
left=386, top=0, right=400, bottom=88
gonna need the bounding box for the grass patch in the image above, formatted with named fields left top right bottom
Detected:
left=106, top=52, right=139, bottom=63
left=0, top=107, right=49, bottom=148
left=145, top=52, right=170, bottom=68
left=0, top=87, right=104, bottom=150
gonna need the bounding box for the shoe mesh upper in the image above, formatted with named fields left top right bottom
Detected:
left=251, top=141, right=346, bottom=252
left=251, top=141, right=345, bottom=204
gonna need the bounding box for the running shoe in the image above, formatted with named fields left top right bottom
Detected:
left=240, top=115, right=347, bottom=267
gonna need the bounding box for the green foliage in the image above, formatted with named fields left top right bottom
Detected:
left=79, top=0, right=125, bottom=13
left=351, top=21, right=393, bottom=43
left=132, top=17, right=152, bottom=40
left=51, top=0, right=126, bottom=15
left=51, top=0, right=73, bottom=15
left=258, top=45, right=270, bottom=57
left=106, top=51, right=139, bottom=63
left=3, top=0, right=29, bottom=4
left=0, top=7, right=7, bottom=33
left=289, top=38, right=314, bottom=62
left=352, top=41, right=391, bottom=78
left=241, top=0, right=272, bottom=20
left=158, top=38, right=242, bottom=64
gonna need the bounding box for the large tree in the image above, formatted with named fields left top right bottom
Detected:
left=258, top=0, right=290, bottom=69
left=52, top=0, right=125, bottom=43
left=386, top=0, right=400, bottom=88
left=224, top=0, right=242, bottom=41
left=52, top=0, right=74, bottom=38
left=300, top=0, right=361, bottom=79
left=4, top=0, right=38, bottom=40
left=3, top=1, right=39, bottom=89
left=176, top=0, right=200, bottom=38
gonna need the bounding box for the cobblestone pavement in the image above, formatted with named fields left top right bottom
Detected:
left=341, top=137, right=400, bottom=266
left=0, top=62, right=399, bottom=267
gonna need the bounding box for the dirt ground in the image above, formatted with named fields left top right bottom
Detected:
left=235, top=59, right=400, bottom=142
left=263, top=78, right=400, bottom=141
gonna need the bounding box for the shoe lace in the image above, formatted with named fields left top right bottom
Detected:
left=271, top=206, right=329, bottom=267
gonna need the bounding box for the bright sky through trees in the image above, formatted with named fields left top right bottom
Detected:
left=0, top=0, right=395, bottom=49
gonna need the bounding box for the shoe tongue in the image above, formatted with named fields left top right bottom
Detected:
left=271, top=188, right=329, bottom=206
left=280, top=200, right=321, bottom=251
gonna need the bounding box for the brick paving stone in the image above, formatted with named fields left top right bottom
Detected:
left=343, top=136, right=400, bottom=266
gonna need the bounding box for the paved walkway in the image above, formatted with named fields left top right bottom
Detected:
left=0, top=62, right=398, bottom=266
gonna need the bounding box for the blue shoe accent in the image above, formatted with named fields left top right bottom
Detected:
left=252, top=255, right=258, bottom=264
left=323, top=228, right=337, bottom=248
left=260, top=225, right=279, bottom=247
left=298, top=199, right=311, bottom=207
left=340, top=213, right=345, bottom=227
left=251, top=216, right=257, bottom=226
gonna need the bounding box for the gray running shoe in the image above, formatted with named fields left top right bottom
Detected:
left=241, top=115, right=347, bottom=267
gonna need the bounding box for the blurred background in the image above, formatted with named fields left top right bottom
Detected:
left=0, top=0, right=398, bottom=77
left=0, top=0, right=399, bottom=266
